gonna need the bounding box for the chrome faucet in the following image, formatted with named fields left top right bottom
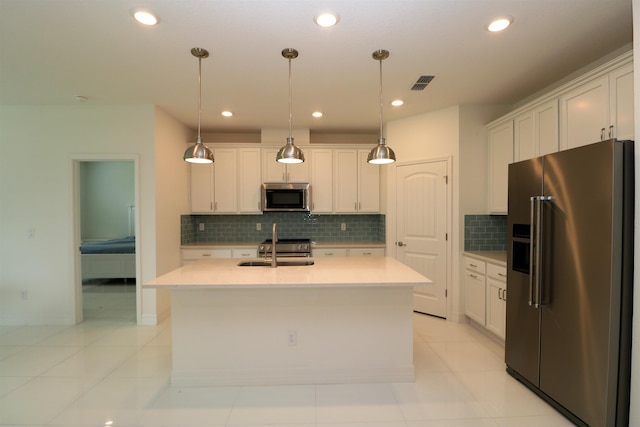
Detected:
left=271, top=223, right=278, bottom=268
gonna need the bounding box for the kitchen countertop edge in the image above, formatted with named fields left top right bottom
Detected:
left=181, top=241, right=386, bottom=249
left=463, top=251, right=507, bottom=266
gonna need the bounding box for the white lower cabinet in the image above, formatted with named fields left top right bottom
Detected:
left=312, top=247, right=385, bottom=257
left=312, top=248, right=348, bottom=257
left=464, top=255, right=507, bottom=339
left=485, top=263, right=507, bottom=339
left=463, top=257, right=486, bottom=325
left=181, top=247, right=257, bottom=265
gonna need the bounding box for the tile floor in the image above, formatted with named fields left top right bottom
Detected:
left=0, top=285, right=574, bottom=426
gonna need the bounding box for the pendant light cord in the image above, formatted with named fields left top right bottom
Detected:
left=288, top=57, right=293, bottom=140
left=378, top=58, right=384, bottom=140
left=197, top=56, right=202, bottom=140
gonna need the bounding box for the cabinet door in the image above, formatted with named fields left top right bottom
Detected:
left=357, top=150, right=380, bottom=212
left=212, top=148, right=237, bottom=213
left=514, top=112, right=535, bottom=161
left=485, top=277, right=506, bottom=339
left=464, top=270, right=486, bottom=325
left=262, top=148, right=310, bottom=182
left=312, top=248, right=348, bottom=257
left=609, top=62, right=634, bottom=141
left=333, top=149, right=358, bottom=213
left=262, top=148, right=286, bottom=182
left=488, top=121, right=513, bottom=214
left=286, top=160, right=310, bottom=183
left=348, top=248, right=385, bottom=257
left=560, top=75, right=609, bottom=150
left=310, top=149, right=333, bottom=212
left=536, top=100, right=559, bottom=156
left=238, top=148, right=262, bottom=213
left=190, top=164, right=214, bottom=213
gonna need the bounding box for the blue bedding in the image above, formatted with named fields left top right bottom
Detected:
left=80, top=236, right=135, bottom=254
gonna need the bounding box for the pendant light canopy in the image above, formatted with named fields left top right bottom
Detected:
left=276, top=48, right=305, bottom=164
left=183, top=47, right=214, bottom=164
left=367, top=49, right=396, bottom=165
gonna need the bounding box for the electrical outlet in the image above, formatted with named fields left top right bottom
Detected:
left=288, top=330, right=297, bottom=346
left=256, top=223, right=262, bottom=231
left=198, top=223, right=205, bottom=231
left=341, top=223, right=347, bottom=231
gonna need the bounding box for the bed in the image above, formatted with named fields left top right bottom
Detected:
left=81, top=236, right=136, bottom=281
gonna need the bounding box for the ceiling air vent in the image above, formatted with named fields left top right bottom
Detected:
left=411, top=75, right=435, bottom=91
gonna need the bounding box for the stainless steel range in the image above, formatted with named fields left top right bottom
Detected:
left=258, top=238, right=311, bottom=257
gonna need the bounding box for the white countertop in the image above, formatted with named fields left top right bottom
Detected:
left=145, top=256, right=431, bottom=289
left=181, top=241, right=386, bottom=249
left=463, top=251, right=507, bottom=266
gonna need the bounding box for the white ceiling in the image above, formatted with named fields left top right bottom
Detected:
left=0, top=0, right=633, bottom=134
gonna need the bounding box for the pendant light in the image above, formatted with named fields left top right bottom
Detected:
left=183, top=47, right=215, bottom=164
left=276, top=48, right=305, bottom=164
left=367, top=49, right=396, bottom=165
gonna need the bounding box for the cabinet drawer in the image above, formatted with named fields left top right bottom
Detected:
left=232, top=248, right=258, bottom=259
left=487, top=263, right=507, bottom=281
left=182, top=248, right=232, bottom=260
left=464, top=257, right=486, bottom=274
left=312, top=248, right=348, bottom=257
left=348, top=248, right=385, bottom=257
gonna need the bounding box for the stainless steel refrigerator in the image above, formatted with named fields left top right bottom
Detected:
left=505, top=139, right=634, bottom=426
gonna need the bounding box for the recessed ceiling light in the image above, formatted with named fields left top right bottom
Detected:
left=221, top=111, right=233, bottom=117
left=131, top=9, right=159, bottom=26
left=314, top=12, right=339, bottom=28
left=391, top=99, right=404, bottom=107
left=312, top=111, right=323, bottom=118
left=487, top=16, right=513, bottom=32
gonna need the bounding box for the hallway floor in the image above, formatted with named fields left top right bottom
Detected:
left=0, top=288, right=573, bottom=426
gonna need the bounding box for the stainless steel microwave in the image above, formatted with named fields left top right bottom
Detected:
left=261, top=183, right=311, bottom=212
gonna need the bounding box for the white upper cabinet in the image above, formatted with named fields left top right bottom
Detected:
left=514, top=100, right=559, bottom=162
left=333, top=149, right=380, bottom=213
left=211, top=148, right=238, bottom=213
left=191, top=149, right=237, bottom=214
left=609, top=62, right=634, bottom=141
left=560, top=75, right=610, bottom=150
left=560, top=59, right=634, bottom=149
left=238, top=148, right=262, bottom=213
left=487, top=121, right=513, bottom=214
left=261, top=147, right=310, bottom=182
left=190, top=147, right=258, bottom=214
left=309, top=148, right=333, bottom=213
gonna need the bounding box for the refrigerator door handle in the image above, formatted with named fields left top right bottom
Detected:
left=529, top=196, right=537, bottom=307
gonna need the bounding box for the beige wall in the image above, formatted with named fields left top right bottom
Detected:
left=0, top=104, right=190, bottom=325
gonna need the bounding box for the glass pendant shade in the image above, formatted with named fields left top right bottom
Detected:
left=276, top=137, right=305, bottom=164
left=367, top=137, right=396, bottom=164
left=184, top=136, right=214, bottom=163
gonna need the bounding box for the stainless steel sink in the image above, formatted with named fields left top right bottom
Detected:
left=237, top=260, right=315, bottom=267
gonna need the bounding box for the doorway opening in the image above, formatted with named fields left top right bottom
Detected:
left=73, top=157, right=140, bottom=324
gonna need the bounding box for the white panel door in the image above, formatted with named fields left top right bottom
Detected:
left=396, top=160, right=448, bottom=318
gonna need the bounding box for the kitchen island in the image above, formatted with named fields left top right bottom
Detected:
left=145, top=256, right=431, bottom=387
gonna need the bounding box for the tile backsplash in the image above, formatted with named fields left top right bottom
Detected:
left=181, top=213, right=385, bottom=244
left=464, top=214, right=507, bottom=251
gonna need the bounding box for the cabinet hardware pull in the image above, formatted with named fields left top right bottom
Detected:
left=203, top=253, right=211, bottom=257
left=609, top=125, right=614, bottom=139
left=503, top=289, right=507, bottom=301
left=363, top=252, right=372, bottom=255
left=470, top=274, right=477, bottom=278
left=601, top=127, right=606, bottom=140
left=498, top=288, right=502, bottom=300
left=469, top=263, right=477, bottom=267
left=498, top=272, right=506, bottom=277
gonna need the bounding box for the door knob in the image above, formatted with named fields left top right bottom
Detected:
left=397, top=241, right=405, bottom=247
